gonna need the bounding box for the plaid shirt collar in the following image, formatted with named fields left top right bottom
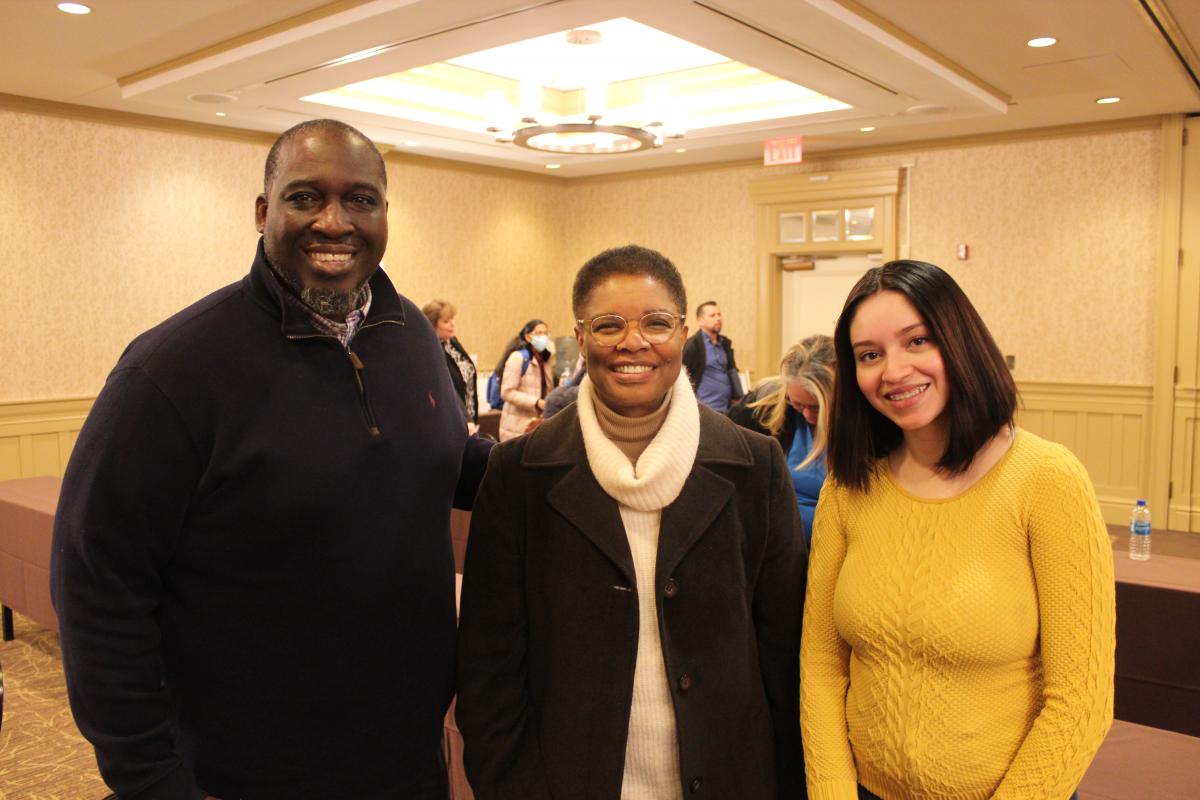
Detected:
left=279, top=283, right=373, bottom=349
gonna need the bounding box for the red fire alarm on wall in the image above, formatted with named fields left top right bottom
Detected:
left=956, top=244, right=969, bottom=260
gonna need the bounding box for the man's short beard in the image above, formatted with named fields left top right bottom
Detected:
left=300, top=285, right=368, bottom=320
left=269, top=261, right=368, bottom=320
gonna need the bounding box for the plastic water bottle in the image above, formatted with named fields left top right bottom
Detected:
left=1129, top=499, right=1151, bottom=561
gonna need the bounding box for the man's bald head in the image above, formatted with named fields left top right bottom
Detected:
left=264, top=119, right=386, bottom=195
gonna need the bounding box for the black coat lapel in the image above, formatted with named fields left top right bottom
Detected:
left=656, top=466, right=735, bottom=582
left=546, top=466, right=636, bottom=585
left=528, top=408, right=637, bottom=585
left=528, top=402, right=751, bottom=588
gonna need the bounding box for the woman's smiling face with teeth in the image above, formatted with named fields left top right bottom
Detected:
left=849, top=290, right=948, bottom=437
left=576, top=274, right=686, bottom=418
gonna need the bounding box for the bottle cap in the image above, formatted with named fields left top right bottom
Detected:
left=1136, top=499, right=1147, bottom=506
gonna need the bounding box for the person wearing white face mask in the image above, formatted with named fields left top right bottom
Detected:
left=493, top=318, right=555, bottom=441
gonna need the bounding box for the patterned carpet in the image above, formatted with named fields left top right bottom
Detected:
left=3, top=603, right=1190, bottom=799
left=0, top=612, right=109, bottom=800
left=0, top=608, right=475, bottom=800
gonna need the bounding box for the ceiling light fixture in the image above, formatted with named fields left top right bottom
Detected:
left=307, top=18, right=850, bottom=152
left=1026, top=37, right=1057, bottom=48
left=215, top=112, right=226, bottom=117
left=486, top=28, right=685, bottom=155
left=904, top=103, right=947, bottom=115
left=860, top=126, right=876, bottom=132
left=545, top=163, right=561, bottom=169
left=1096, top=96, right=1121, bottom=104
left=188, top=92, right=236, bottom=105
left=56, top=2, right=91, bottom=14
left=402, top=140, right=420, bottom=147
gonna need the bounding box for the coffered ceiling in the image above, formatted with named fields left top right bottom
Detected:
left=2, top=0, right=1197, bottom=176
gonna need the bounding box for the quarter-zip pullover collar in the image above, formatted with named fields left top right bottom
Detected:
left=242, top=237, right=405, bottom=340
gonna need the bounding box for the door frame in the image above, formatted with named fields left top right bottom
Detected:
left=748, top=166, right=901, bottom=380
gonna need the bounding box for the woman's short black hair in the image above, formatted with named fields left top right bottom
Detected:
left=492, top=319, right=547, bottom=378
left=827, top=259, right=1017, bottom=491
left=572, top=245, right=687, bottom=319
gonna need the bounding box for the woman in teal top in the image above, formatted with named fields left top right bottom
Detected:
left=728, top=334, right=834, bottom=546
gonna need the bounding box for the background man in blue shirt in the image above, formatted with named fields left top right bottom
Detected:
left=682, top=300, right=745, bottom=412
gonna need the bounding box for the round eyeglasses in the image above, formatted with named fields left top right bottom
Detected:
left=576, top=312, right=684, bottom=346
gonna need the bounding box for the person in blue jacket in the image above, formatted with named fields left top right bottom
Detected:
left=728, top=334, right=834, bottom=546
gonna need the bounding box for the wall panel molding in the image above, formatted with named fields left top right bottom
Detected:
left=1169, top=386, right=1200, bottom=530
left=1151, top=115, right=1187, bottom=523
left=1016, top=381, right=1153, bottom=525
left=0, top=398, right=94, bottom=480
left=0, top=384, right=1181, bottom=528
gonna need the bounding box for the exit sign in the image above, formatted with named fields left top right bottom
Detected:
left=764, top=135, right=803, bottom=166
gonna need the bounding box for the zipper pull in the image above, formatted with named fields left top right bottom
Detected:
left=346, top=350, right=381, bottom=437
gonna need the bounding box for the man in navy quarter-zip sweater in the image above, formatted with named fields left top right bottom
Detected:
left=51, top=119, right=491, bottom=800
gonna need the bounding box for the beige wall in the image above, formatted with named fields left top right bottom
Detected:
left=561, top=164, right=762, bottom=347
left=0, top=105, right=1162, bottom=403
left=564, top=127, right=1161, bottom=385
left=899, top=131, right=1159, bottom=387
left=384, top=159, right=570, bottom=373
left=0, top=108, right=570, bottom=402
left=0, top=109, right=262, bottom=401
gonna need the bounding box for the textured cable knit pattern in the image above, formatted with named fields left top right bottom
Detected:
left=800, top=429, right=1114, bottom=800
left=577, top=371, right=699, bottom=800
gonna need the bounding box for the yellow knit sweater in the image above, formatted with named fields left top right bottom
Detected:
left=799, top=429, right=1114, bottom=800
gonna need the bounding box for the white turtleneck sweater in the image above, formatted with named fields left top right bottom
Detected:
left=576, top=369, right=701, bottom=800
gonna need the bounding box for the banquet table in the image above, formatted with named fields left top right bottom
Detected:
left=1108, top=524, right=1200, bottom=737
left=0, top=476, right=61, bottom=639
left=4, top=474, right=1198, bottom=771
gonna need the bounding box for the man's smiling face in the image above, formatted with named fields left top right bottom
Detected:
left=255, top=127, right=388, bottom=319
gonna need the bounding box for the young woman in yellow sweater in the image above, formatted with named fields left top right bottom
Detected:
left=800, top=260, right=1114, bottom=800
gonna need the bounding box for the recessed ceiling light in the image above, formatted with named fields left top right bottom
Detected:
left=545, top=163, right=561, bottom=169
left=860, top=126, right=876, bottom=132
left=1096, top=96, right=1121, bottom=104
left=215, top=112, right=226, bottom=117
left=57, top=2, right=91, bottom=14
left=904, top=103, right=947, bottom=115
left=675, top=148, right=687, bottom=153
left=1026, top=37, right=1057, bottom=48
left=188, top=92, right=236, bottom=105
left=402, top=140, right=420, bottom=147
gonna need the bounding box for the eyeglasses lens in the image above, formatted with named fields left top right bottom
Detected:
left=590, top=313, right=677, bottom=345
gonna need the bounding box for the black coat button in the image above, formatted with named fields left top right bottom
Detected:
left=678, top=673, right=692, bottom=692
left=690, top=777, right=702, bottom=793
left=664, top=578, right=679, bottom=598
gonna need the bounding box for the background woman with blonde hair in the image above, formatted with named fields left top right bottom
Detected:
left=729, top=334, right=835, bottom=546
